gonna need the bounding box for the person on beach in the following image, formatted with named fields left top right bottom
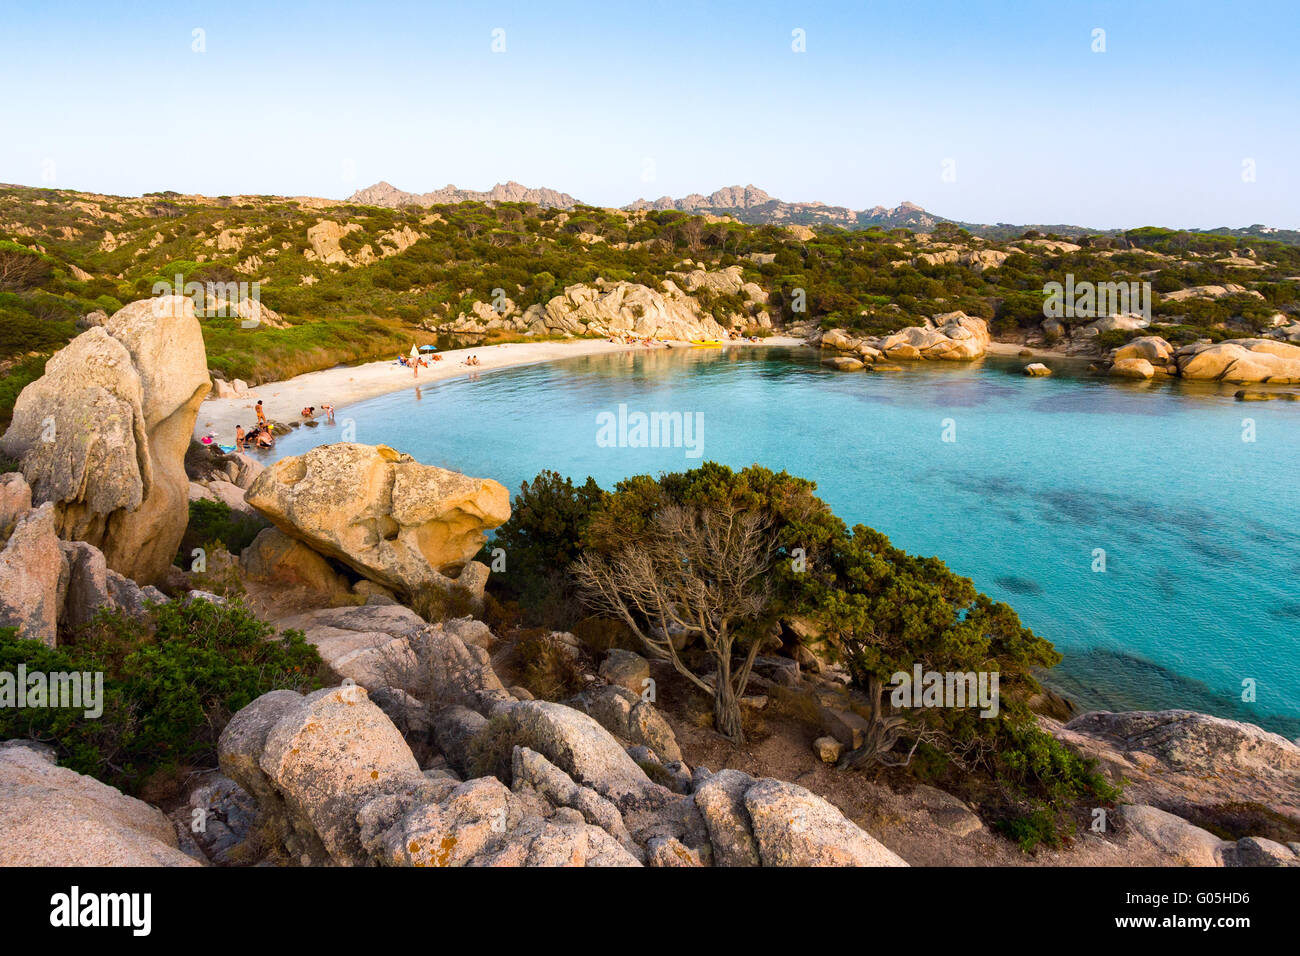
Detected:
left=301, top=406, right=315, bottom=418
left=235, top=425, right=245, bottom=449
left=322, top=403, right=335, bottom=423
left=255, top=400, right=266, bottom=426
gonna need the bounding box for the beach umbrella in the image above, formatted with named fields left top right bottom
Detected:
left=409, top=344, right=419, bottom=360
left=419, top=344, right=438, bottom=352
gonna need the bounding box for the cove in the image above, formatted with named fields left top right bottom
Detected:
left=263, top=345, right=1300, bottom=737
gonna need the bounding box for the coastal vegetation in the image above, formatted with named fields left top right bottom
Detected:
left=0, top=599, right=324, bottom=797
left=485, top=463, right=1119, bottom=847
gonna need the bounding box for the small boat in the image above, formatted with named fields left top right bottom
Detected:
left=690, top=339, right=723, bottom=347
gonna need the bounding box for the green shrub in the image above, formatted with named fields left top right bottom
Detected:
left=0, top=598, right=325, bottom=794
left=997, top=803, right=1067, bottom=853
left=176, top=498, right=267, bottom=564
left=485, top=470, right=604, bottom=621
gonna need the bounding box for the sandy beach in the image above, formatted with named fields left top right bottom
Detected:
left=195, top=336, right=807, bottom=442
left=983, top=340, right=1078, bottom=360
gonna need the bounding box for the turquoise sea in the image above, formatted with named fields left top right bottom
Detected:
left=263, top=346, right=1300, bottom=737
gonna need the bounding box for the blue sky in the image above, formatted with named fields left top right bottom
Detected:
left=1, top=0, right=1296, bottom=228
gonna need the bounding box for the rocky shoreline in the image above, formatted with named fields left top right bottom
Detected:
left=815, top=314, right=1300, bottom=390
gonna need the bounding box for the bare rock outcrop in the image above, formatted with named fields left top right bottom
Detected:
left=0, top=741, right=198, bottom=866
left=275, top=604, right=426, bottom=692
left=245, top=443, right=509, bottom=598
left=1162, top=283, right=1264, bottom=303
left=218, top=685, right=641, bottom=867
left=0, top=295, right=210, bottom=585
left=1175, top=338, right=1300, bottom=384
left=878, top=313, right=990, bottom=361
left=693, top=766, right=907, bottom=867
left=239, top=526, right=352, bottom=600
left=1049, top=710, right=1300, bottom=825
left=0, top=497, right=61, bottom=646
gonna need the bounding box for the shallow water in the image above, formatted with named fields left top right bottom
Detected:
left=264, top=346, right=1300, bottom=736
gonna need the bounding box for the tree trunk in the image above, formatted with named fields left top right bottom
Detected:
left=713, top=653, right=744, bottom=742
left=714, top=682, right=744, bottom=742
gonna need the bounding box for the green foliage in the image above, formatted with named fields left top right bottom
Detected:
left=0, top=354, right=47, bottom=429
left=997, top=803, right=1067, bottom=853
left=177, top=498, right=268, bottom=563
left=491, top=462, right=1118, bottom=845
left=0, top=599, right=324, bottom=794
left=485, top=470, right=605, bottom=622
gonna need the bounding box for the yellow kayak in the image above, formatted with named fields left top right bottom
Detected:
left=690, top=339, right=723, bottom=347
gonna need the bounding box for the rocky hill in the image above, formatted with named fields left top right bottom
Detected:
left=625, top=183, right=943, bottom=230
left=348, top=180, right=579, bottom=210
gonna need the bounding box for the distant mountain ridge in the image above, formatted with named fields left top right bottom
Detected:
left=348, top=180, right=579, bottom=210
left=624, top=183, right=941, bottom=230
left=346, top=180, right=1300, bottom=244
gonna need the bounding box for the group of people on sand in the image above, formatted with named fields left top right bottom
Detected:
left=232, top=398, right=337, bottom=451
left=397, top=348, right=484, bottom=374
left=608, top=334, right=667, bottom=348
left=397, top=352, right=441, bottom=377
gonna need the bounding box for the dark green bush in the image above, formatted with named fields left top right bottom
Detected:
left=0, top=598, right=325, bottom=794
left=176, top=498, right=268, bottom=564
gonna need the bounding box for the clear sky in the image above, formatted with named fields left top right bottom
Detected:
left=1, top=0, right=1296, bottom=228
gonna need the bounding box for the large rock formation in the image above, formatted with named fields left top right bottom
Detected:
left=1047, top=710, right=1300, bottom=827
left=878, top=313, right=990, bottom=361
left=0, top=295, right=210, bottom=585
left=436, top=267, right=772, bottom=339
left=1175, top=338, right=1300, bottom=384
left=0, top=470, right=166, bottom=645
left=245, top=443, right=509, bottom=598
left=537, top=280, right=731, bottom=339
left=212, top=603, right=907, bottom=868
